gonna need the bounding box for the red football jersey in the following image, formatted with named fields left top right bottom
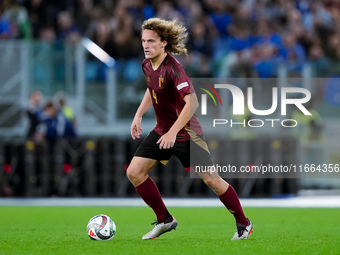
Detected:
left=142, top=54, right=204, bottom=141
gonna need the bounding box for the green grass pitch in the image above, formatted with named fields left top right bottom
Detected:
left=0, top=206, right=339, bottom=255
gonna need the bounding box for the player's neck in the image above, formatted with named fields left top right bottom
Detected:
left=150, top=52, right=167, bottom=71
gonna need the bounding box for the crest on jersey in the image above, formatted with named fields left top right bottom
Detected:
left=159, top=77, right=163, bottom=88
left=147, top=76, right=150, bottom=82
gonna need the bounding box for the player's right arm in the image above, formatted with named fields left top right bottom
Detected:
left=131, top=88, right=153, bottom=140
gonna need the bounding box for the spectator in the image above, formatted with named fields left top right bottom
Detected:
left=25, top=0, right=49, bottom=38
left=249, top=0, right=267, bottom=22
left=55, top=92, right=76, bottom=127
left=325, top=33, right=340, bottom=61
left=278, top=32, right=306, bottom=72
left=85, top=7, right=106, bottom=40
left=127, top=0, right=149, bottom=32
left=221, top=49, right=253, bottom=78
left=301, top=1, right=334, bottom=31
left=209, top=0, right=232, bottom=38
left=265, top=0, right=287, bottom=24
left=308, top=44, right=330, bottom=77
left=287, top=9, right=305, bottom=41
left=56, top=11, right=81, bottom=44
left=181, top=0, right=201, bottom=26
left=3, top=0, right=31, bottom=39
left=253, top=18, right=282, bottom=47
left=253, top=44, right=279, bottom=78
left=232, top=6, right=252, bottom=29
left=155, top=1, right=179, bottom=21
left=26, top=91, right=44, bottom=138
left=86, top=16, right=112, bottom=81
left=298, top=29, right=320, bottom=57
left=73, top=0, right=93, bottom=33
left=229, top=25, right=252, bottom=51
left=0, top=5, right=11, bottom=39
left=40, top=101, right=78, bottom=144
left=187, top=20, right=212, bottom=56
left=183, top=50, right=212, bottom=78
left=39, top=26, right=56, bottom=42
left=108, top=6, right=139, bottom=59
left=324, top=33, right=340, bottom=75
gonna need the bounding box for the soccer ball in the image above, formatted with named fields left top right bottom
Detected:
left=87, top=214, right=116, bottom=240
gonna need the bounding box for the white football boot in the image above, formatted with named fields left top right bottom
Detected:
left=142, top=216, right=178, bottom=240
left=231, top=218, right=253, bottom=240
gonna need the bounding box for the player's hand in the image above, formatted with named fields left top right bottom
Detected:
left=131, top=117, right=143, bottom=140
left=157, top=132, right=176, bottom=149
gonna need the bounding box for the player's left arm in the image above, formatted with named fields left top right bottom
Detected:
left=157, top=93, right=199, bottom=149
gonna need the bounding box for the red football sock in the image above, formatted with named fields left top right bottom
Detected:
left=219, top=185, right=248, bottom=226
left=136, top=176, right=170, bottom=223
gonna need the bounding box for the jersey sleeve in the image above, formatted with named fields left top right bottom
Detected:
left=170, top=65, right=195, bottom=98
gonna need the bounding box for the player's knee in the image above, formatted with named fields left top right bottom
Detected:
left=126, top=166, right=144, bottom=184
left=126, top=166, right=137, bottom=182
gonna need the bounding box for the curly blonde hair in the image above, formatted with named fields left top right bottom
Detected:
left=142, top=18, right=188, bottom=55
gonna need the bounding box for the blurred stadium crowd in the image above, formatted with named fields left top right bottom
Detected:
left=1, top=0, right=340, bottom=79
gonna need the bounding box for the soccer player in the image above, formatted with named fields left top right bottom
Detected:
left=127, top=18, right=253, bottom=241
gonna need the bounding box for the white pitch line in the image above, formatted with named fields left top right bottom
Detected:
left=0, top=196, right=340, bottom=208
